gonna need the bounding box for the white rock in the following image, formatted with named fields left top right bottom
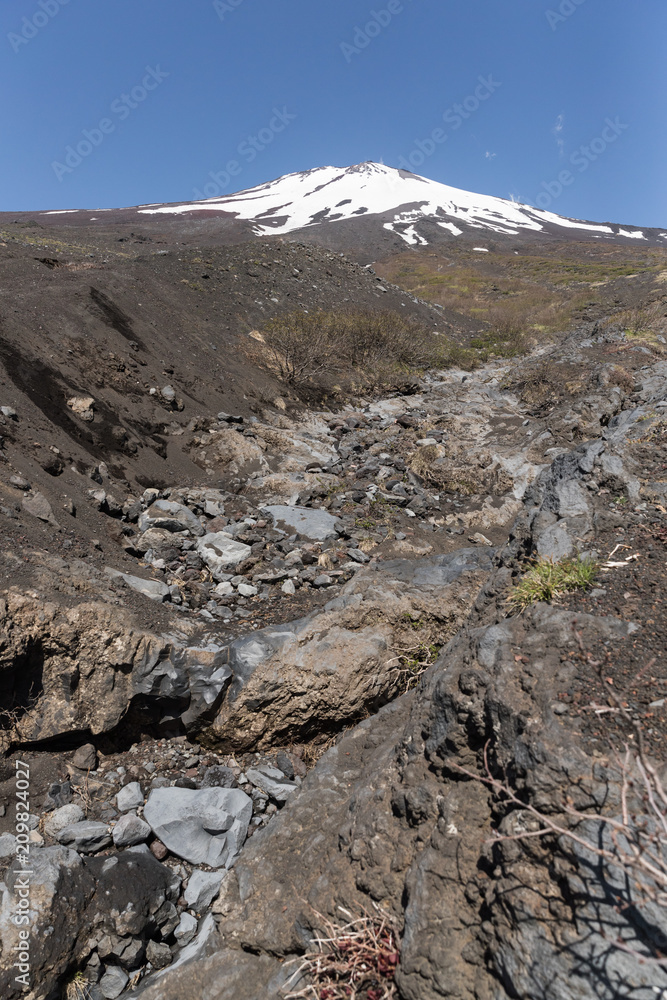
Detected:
left=237, top=583, right=257, bottom=597
left=174, top=911, right=198, bottom=946
left=214, top=581, right=234, bottom=596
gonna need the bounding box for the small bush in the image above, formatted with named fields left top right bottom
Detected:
left=508, top=556, right=598, bottom=611
left=252, top=309, right=466, bottom=400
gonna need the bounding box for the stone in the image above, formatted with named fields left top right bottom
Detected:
left=313, top=574, right=332, bottom=587
left=56, top=821, right=112, bottom=854
left=9, top=474, right=30, bottom=489
left=245, top=765, right=298, bottom=804
left=112, top=813, right=151, bottom=847
left=347, top=549, right=370, bottom=563
left=72, top=743, right=98, bottom=771
left=139, top=499, right=205, bottom=537
left=196, top=532, right=252, bottom=580
left=555, top=480, right=590, bottom=518
left=174, top=912, right=198, bottom=947
left=147, top=939, right=173, bottom=969
left=237, top=583, right=258, bottom=597
left=116, top=781, right=144, bottom=812
left=0, top=833, right=16, bottom=859
left=0, top=405, right=17, bottom=419
left=143, top=786, right=252, bottom=868
left=263, top=505, right=341, bottom=541
left=67, top=396, right=95, bottom=421
left=535, top=522, right=575, bottom=561
left=105, top=568, right=171, bottom=602
left=44, top=803, right=85, bottom=838
left=214, top=581, right=234, bottom=596
left=150, top=839, right=169, bottom=860
left=22, top=491, right=59, bottom=526
left=183, top=870, right=224, bottom=912
left=99, top=967, right=129, bottom=999
left=200, top=765, right=237, bottom=789
left=281, top=579, right=296, bottom=595
left=275, top=752, right=295, bottom=781
left=161, top=385, right=176, bottom=403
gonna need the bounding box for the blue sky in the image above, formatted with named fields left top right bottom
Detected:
left=0, top=0, right=665, bottom=226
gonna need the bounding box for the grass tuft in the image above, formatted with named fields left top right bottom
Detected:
left=508, top=556, right=598, bottom=611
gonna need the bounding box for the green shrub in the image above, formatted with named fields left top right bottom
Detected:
left=508, top=556, right=598, bottom=611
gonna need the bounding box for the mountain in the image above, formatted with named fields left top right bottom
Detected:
left=134, top=161, right=667, bottom=249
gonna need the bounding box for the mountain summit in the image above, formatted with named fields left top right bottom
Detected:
left=136, top=161, right=665, bottom=248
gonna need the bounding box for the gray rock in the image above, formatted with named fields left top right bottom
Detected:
left=200, top=765, right=237, bottom=789
left=72, top=743, right=98, bottom=771
left=174, top=912, right=198, bottom=947
left=105, top=568, right=171, bottom=602
left=116, top=781, right=144, bottom=812
left=555, top=480, right=590, bottom=518
left=56, top=821, right=112, bottom=853
left=143, top=786, right=252, bottom=868
left=0, top=833, right=16, bottom=859
left=196, top=533, right=252, bottom=580
left=147, top=939, right=172, bottom=969
left=43, top=780, right=73, bottom=810
left=9, top=474, right=30, bottom=489
left=245, top=764, right=298, bottom=804
left=139, top=499, right=204, bottom=537
left=112, top=813, right=151, bottom=847
left=44, top=803, right=85, bottom=838
left=535, top=521, right=575, bottom=560
left=183, top=870, right=224, bottom=912
left=22, top=491, right=59, bottom=527
left=99, top=966, right=129, bottom=999
left=263, top=505, right=341, bottom=541
left=160, top=385, right=176, bottom=403
left=347, top=549, right=370, bottom=563
left=1, top=406, right=17, bottom=419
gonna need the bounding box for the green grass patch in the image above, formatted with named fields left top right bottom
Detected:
left=508, top=556, right=598, bottom=611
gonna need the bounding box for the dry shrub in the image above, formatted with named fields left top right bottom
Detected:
left=283, top=905, right=400, bottom=999
left=251, top=309, right=465, bottom=400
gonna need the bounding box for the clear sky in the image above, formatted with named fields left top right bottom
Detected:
left=0, top=0, right=665, bottom=226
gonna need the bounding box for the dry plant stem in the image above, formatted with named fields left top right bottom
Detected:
left=282, top=906, right=399, bottom=999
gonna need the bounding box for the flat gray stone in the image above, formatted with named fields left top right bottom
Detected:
left=56, top=821, right=111, bottom=853
left=196, top=533, right=252, bottom=580
left=143, top=786, right=252, bottom=868
left=43, top=803, right=85, bottom=838
left=245, top=764, right=298, bottom=804
left=116, top=781, right=144, bottom=812
left=262, top=505, right=341, bottom=541
left=139, top=499, right=204, bottom=537
left=112, top=813, right=151, bottom=847
left=105, top=568, right=170, bottom=602
left=183, top=870, right=224, bottom=912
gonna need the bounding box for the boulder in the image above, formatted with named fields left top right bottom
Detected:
left=196, top=533, right=252, bottom=580
left=139, top=500, right=204, bottom=537
left=262, top=505, right=341, bottom=541
left=208, top=548, right=494, bottom=751
left=72, top=743, right=98, bottom=771
left=143, top=787, right=252, bottom=868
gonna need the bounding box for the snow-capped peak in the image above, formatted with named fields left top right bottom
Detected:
left=137, top=162, right=650, bottom=245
